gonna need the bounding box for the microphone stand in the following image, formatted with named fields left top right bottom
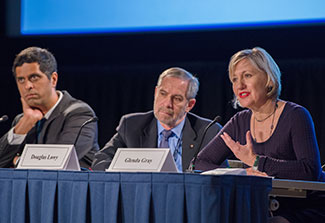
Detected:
left=73, top=116, right=98, bottom=147
left=187, top=115, right=221, bottom=172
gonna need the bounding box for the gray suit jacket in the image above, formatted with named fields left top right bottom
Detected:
left=92, top=111, right=222, bottom=171
left=0, top=91, right=99, bottom=168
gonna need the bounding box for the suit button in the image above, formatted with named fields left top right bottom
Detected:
left=190, top=144, right=194, bottom=149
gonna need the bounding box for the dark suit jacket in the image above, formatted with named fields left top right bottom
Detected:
left=92, top=111, right=222, bottom=171
left=0, top=91, right=99, bottom=168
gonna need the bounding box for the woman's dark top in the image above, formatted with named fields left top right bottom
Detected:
left=195, top=101, right=325, bottom=222
left=196, top=101, right=324, bottom=181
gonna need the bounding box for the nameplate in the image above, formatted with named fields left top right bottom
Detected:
left=17, top=144, right=80, bottom=171
left=107, top=148, right=178, bottom=173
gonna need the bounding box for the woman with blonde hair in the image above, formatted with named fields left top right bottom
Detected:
left=195, top=47, right=325, bottom=222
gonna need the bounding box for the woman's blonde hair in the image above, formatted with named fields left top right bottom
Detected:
left=228, top=47, right=281, bottom=108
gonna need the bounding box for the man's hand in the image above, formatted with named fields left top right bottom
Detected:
left=14, top=97, right=43, bottom=134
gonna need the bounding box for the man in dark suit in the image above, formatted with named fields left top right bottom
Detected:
left=92, top=67, right=222, bottom=172
left=0, top=47, right=99, bottom=168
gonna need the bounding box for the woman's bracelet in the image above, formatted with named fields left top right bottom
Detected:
left=252, top=155, right=260, bottom=171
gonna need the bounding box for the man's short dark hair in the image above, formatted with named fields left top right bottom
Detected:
left=12, top=47, right=57, bottom=79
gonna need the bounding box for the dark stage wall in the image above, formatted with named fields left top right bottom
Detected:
left=1, top=1, right=325, bottom=163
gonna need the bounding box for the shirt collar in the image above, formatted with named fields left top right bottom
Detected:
left=157, top=117, right=186, bottom=138
left=43, top=91, right=63, bottom=119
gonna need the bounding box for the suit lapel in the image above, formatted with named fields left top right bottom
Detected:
left=38, top=91, right=70, bottom=143
left=181, top=116, right=199, bottom=170
left=141, top=118, right=158, bottom=148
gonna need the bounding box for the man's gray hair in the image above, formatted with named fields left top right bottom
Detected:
left=157, top=67, right=199, bottom=99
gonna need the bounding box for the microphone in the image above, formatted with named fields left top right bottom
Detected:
left=73, top=116, right=98, bottom=147
left=187, top=115, right=221, bottom=172
left=0, top=115, right=8, bottom=123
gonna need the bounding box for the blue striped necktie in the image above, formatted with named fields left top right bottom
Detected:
left=159, top=130, right=173, bottom=148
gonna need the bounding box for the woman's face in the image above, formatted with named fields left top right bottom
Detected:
left=231, top=58, right=269, bottom=110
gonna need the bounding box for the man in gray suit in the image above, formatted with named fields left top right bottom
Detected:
left=0, top=47, right=99, bottom=168
left=92, top=67, right=222, bottom=172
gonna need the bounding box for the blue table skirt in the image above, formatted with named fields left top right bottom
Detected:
left=0, top=169, right=271, bottom=223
